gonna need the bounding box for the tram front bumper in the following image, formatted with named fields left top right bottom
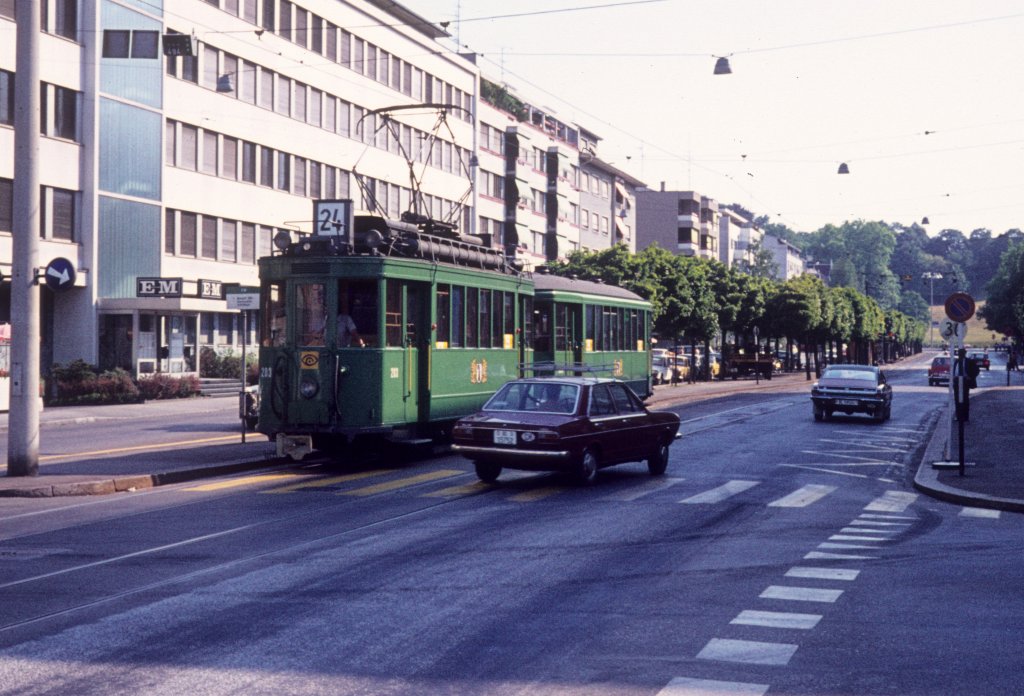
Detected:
left=276, top=435, right=314, bottom=461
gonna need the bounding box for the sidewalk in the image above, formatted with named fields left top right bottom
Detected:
left=1, top=368, right=1021, bottom=512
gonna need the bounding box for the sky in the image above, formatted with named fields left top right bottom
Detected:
left=401, top=0, right=1024, bottom=236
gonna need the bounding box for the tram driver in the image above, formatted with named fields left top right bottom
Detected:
left=337, top=295, right=365, bottom=348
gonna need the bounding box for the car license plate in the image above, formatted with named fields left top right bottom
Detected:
left=493, top=430, right=516, bottom=445
left=836, top=399, right=858, bottom=406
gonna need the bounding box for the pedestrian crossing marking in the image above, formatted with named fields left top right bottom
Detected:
left=847, top=519, right=911, bottom=527
left=509, top=486, right=565, bottom=502
left=601, top=477, right=685, bottom=501
left=859, top=513, right=916, bottom=520
left=697, top=638, right=798, bottom=666
left=760, top=585, right=843, bottom=603
left=423, top=481, right=493, bottom=498
left=785, top=566, right=860, bottom=581
left=829, top=534, right=888, bottom=542
left=340, top=469, right=463, bottom=496
left=656, top=677, right=769, bottom=696
left=864, top=491, right=918, bottom=512
left=680, top=480, right=760, bottom=504
left=960, top=507, right=1001, bottom=519
left=818, top=542, right=881, bottom=550
left=184, top=472, right=303, bottom=492
left=767, top=484, right=836, bottom=508
left=262, top=470, right=390, bottom=493
left=805, top=551, right=877, bottom=560
left=839, top=527, right=897, bottom=535
left=731, top=609, right=822, bottom=630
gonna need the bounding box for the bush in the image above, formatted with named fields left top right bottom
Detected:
left=136, top=373, right=201, bottom=400
left=48, top=360, right=200, bottom=405
left=200, top=346, right=259, bottom=385
left=49, top=361, right=141, bottom=405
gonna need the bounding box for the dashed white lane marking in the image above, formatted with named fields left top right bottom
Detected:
left=785, top=566, right=860, bottom=581
left=805, top=551, right=878, bottom=560
left=864, top=491, right=918, bottom=513
left=697, top=638, right=798, bottom=666
left=800, top=451, right=889, bottom=464
left=679, top=480, right=760, bottom=504
left=860, top=513, right=916, bottom=520
left=731, top=609, right=822, bottom=630
left=601, top=477, right=685, bottom=501
left=767, top=484, right=837, bottom=508
left=960, top=507, right=1001, bottom=519
left=656, top=677, right=769, bottom=696
left=760, top=585, right=843, bottom=603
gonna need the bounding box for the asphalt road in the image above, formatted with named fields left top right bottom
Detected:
left=0, top=358, right=1019, bottom=695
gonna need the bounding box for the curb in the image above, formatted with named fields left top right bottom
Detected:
left=0, top=458, right=292, bottom=499
left=912, top=402, right=1024, bottom=514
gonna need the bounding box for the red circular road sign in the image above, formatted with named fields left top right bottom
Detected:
left=944, top=292, right=976, bottom=323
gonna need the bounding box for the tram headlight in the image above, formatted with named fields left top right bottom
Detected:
left=299, top=376, right=320, bottom=399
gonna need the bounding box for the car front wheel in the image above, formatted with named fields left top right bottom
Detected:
left=647, top=442, right=669, bottom=476
left=474, top=460, right=502, bottom=483
left=575, top=448, right=599, bottom=485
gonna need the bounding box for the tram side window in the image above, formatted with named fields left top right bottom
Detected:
left=436, top=284, right=451, bottom=348
left=339, top=280, right=378, bottom=347
left=297, top=283, right=327, bottom=346
left=554, top=304, right=568, bottom=351
left=593, top=306, right=603, bottom=351
left=466, top=288, right=478, bottom=348
left=585, top=305, right=595, bottom=351
left=490, top=291, right=503, bottom=348
left=385, top=282, right=402, bottom=347
left=503, top=293, right=514, bottom=346
left=479, top=289, right=492, bottom=348
left=521, top=296, right=533, bottom=347
left=262, top=282, right=286, bottom=347
left=534, top=306, right=551, bottom=352
left=451, top=286, right=464, bottom=348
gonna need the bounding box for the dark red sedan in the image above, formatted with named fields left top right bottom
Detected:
left=451, top=377, right=681, bottom=484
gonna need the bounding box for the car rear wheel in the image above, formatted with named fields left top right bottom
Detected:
left=647, top=442, right=670, bottom=476
left=575, top=448, right=599, bottom=485
left=474, top=460, right=502, bottom=483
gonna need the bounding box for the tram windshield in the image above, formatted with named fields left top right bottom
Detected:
left=338, top=280, right=378, bottom=348
left=297, top=283, right=327, bottom=346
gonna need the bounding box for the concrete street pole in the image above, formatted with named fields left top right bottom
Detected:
left=9, top=2, right=42, bottom=477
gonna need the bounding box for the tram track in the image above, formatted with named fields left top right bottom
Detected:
left=0, top=456, right=488, bottom=638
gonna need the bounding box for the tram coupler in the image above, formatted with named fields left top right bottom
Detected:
left=276, top=435, right=313, bottom=461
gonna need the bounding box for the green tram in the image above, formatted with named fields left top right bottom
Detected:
left=257, top=213, right=652, bottom=459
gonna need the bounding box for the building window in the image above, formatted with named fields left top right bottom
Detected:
left=202, top=131, right=218, bottom=175
left=180, top=212, right=197, bottom=256
left=275, top=74, right=290, bottom=115
left=102, top=30, right=131, bottom=58
left=221, top=220, right=237, bottom=262
left=241, top=141, right=256, bottom=183
left=201, top=217, right=217, bottom=259
left=41, top=84, right=79, bottom=141
left=164, top=209, right=176, bottom=254
left=241, top=223, right=256, bottom=263
left=180, top=124, right=198, bottom=170
left=0, top=178, right=12, bottom=233
left=222, top=137, right=237, bottom=179
left=276, top=151, right=290, bottom=190
left=53, top=0, right=78, bottom=40
left=261, top=0, right=274, bottom=32
left=0, top=70, right=13, bottom=126
left=165, top=120, right=176, bottom=164
left=278, top=0, right=292, bottom=42
left=259, top=146, right=274, bottom=187
left=258, top=68, right=273, bottom=110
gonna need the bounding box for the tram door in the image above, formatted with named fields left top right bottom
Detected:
left=404, top=283, right=430, bottom=425
left=554, top=303, right=583, bottom=367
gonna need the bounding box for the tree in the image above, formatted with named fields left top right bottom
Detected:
left=979, top=240, right=1024, bottom=339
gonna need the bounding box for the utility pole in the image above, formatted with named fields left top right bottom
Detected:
left=9, top=2, right=42, bottom=477
left=922, top=271, right=942, bottom=347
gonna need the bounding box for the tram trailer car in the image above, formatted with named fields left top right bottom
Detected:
left=257, top=213, right=652, bottom=460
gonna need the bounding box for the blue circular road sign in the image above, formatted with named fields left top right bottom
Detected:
left=44, top=257, right=76, bottom=293
left=944, top=292, right=975, bottom=323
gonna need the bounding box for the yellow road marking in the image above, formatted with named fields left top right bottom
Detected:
left=509, top=486, right=565, bottom=502
left=262, top=470, right=390, bottom=493
left=39, top=435, right=244, bottom=462
left=341, top=469, right=463, bottom=496
left=422, top=481, right=493, bottom=498
left=185, top=472, right=303, bottom=492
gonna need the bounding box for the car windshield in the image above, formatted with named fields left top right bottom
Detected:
left=822, top=368, right=876, bottom=381
left=933, top=358, right=949, bottom=366
left=483, top=382, right=580, bottom=414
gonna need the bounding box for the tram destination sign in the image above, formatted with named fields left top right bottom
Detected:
left=313, top=199, right=353, bottom=241
left=944, top=292, right=976, bottom=323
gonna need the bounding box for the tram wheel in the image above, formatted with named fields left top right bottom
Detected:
left=474, top=460, right=502, bottom=483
